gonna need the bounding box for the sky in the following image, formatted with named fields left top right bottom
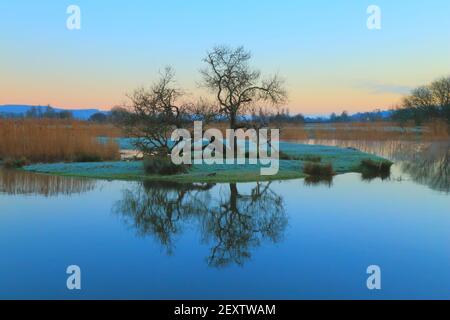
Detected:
left=0, top=0, right=449, bottom=115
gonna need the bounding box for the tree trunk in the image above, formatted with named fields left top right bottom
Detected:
left=229, top=183, right=238, bottom=213
left=230, top=111, right=238, bottom=159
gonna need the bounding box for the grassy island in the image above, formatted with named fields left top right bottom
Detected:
left=22, top=142, right=392, bottom=183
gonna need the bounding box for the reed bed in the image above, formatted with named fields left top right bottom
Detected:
left=279, top=121, right=449, bottom=142
left=421, top=119, right=450, bottom=141
left=0, top=119, right=121, bottom=164
left=310, top=122, right=418, bottom=141
left=280, top=126, right=309, bottom=140
left=203, top=121, right=448, bottom=142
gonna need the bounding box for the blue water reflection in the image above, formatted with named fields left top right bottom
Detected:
left=0, top=141, right=449, bottom=299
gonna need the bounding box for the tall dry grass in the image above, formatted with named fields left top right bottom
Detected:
left=421, top=119, right=450, bottom=141
left=204, top=121, right=448, bottom=142
left=204, top=123, right=309, bottom=140
left=309, top=122, right=419, bottom=141
left=279, top=121, right=449, bottom=142
left=280, top=126, right=309, bottom=140
left=0, top=119, right=121, bottom=163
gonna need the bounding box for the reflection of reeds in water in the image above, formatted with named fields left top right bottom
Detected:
left=304, top=175, right=333, bottom=187
left=298, top=138, right=449, bottom=193
left=0, top=170, right=96, bottom=196
left=302, top=139, right=446, bottom=163
left=0, top=119, right=121, bottom=163
left=399, top=145, right=450, bottom=193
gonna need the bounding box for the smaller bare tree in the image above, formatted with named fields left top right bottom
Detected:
left=121, top=67, right=190, bottom=157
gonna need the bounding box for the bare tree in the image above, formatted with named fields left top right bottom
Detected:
left=404, top=86, right=435, bottom=109
left=121, top=67, right=190, bottom=157
left=430, top=76, right=450, bottom=112
left=200, top=45, right=287, bottom=130
left=397, top=76, right=450, bottom=123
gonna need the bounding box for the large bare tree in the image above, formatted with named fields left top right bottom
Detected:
left=200, top=45, right=287, bottom=130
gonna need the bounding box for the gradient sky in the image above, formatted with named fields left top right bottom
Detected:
left=1, top=0, right=449, bottom=115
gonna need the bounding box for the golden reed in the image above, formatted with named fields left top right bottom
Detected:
left=0, top=119, right=121, bottom=163
left=279, top=121, right=449, bottom=142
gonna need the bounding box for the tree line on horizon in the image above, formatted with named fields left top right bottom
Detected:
left=1, top=49, right=448, bottom=128
left=88, top=76, right=450, bottom=126
left=0, top=105, right=74, bottom=120
left=392, top=76, right=450, bottom=125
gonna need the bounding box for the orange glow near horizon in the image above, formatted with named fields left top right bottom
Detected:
left=0, top=80, right=406, bottom=115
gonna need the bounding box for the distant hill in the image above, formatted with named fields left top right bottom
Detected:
left=0, top=105, right=108, bottom=120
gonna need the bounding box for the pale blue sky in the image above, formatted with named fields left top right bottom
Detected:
left=1, top=0, right=449, bottom=114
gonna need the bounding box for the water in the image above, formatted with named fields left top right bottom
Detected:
left=0, top=141, right=449, bottom=299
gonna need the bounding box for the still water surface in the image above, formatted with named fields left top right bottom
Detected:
left=0, top=141, right=449, bottom=299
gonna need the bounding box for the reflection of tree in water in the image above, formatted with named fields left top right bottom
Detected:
left=0, top=169, right=96, bottom=196
left=114, top=181, right=213, bottom=255
left=200, top=183, right=286, bottom=267
left=114, top=181, right=287, bottom=267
